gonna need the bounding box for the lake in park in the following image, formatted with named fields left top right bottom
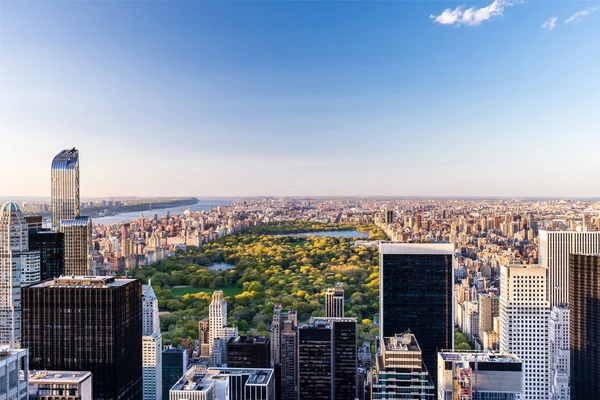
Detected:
left=209, top=263, right=236, bottom=271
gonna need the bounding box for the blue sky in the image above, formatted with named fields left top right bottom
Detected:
left=1, top=0, right=599, bottom=197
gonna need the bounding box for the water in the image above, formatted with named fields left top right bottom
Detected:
left=93, top=199, right=233, bottom=225
left=280, top=230, right=370, bottom=238
left=209, top=263, right=236, bottom=271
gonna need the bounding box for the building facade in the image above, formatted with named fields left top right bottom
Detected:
left=162, top=348, right=187, bottom=400
left=208, top=291, right=238, bottom=366
left=280, top=319, right=297, bottom=400
left=28, top=229, right=64, bottom=280
left=226, top=336, right=270, bottom=368
left=499, top=264, right=549, bottom=400
left=142, top=283, right=162, bottom=400
left=325, top=283, right=344, bottom=318
left=569, top=254, right=600, bottom=400
left=379, top=242, right=454, bottom=384
left=22, top=276, right=142, bottom=400
left=28, top=371, right=93, bottom=400
left=60, top=217, right=93, bottom=276
left=51, top=148, right=80, bottom=230
left=0, top=348, right=29, bottom=400
left=549, top=304, right=570, bottom=400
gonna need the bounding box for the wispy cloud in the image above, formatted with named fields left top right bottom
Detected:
left=566, top=5, right=600, bottom=24
left=430, top=0, right=518, bottom=26
left=542, top=17, right=558, bottom=31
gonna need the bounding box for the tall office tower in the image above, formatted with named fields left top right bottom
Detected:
left=297, top=317, right=357, bottom=400
left=325, top=283, right=344, bottom=318
left=28, top=229, right=64, bottom=280
left=142, top=283, right=162, bottom=400
left=499, top=263, right=550, bottom=400
left=29, top=371, right=93, bottom=400
left=0, top=348, right=29, bottom=400
left=162, top=348, right=187, bottom=400
left=0, top=201, right=41, bottom=348
left=60, top=217, right=93, bottom=276
left=539, top=230, right=600, bottom=306
left=549, top=304, right=570, bottom=400
left=198, top=318, right=211, bottom=359
left=226, top=336, right=270, bottom=368
left=51, top=148, right=80, bottom=230
left=22, top=276, right=142, bottom=400
left=385, top=209, right=394, bottom=224
left=569, top=254, right=600, bottom=399
left=478, top=293, right=499, bottom=333
left=270, top=304, right=297, bottom=365
left=280, top=319, right=297, bottom=400
left=371, top=333, right=435, bottom=399
left=121, top=224, right=129, bottom=257
left=208, top=290, right=238, bottom=366
left=437, top=351, right=524, bottom=399
left=379, top=242, right=454, bottom=384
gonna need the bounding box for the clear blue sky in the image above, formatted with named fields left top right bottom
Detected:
left=1, top=0, right=599, bottom=197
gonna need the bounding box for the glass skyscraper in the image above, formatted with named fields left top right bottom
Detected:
left=379, top=242, right=454, bottom=384
left=51, top=148, right=80, bottom=230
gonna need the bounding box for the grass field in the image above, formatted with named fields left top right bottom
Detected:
left=171, top=286, right=243, bottom=297
left=288, top=238, right=307, bottom=247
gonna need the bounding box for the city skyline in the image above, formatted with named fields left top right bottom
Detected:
left=1, top=1, right=599, bottom=197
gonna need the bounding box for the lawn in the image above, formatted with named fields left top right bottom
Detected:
left=171, top=286, right=243, bottom=297
left=288, top=238, right=307, bottom=247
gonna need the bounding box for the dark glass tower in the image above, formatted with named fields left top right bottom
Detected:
left=28, top=229, right=64, bottom=280
left=22, top=276, right=142, bottom=400
left=379, top=243, right=454, bottom=384
left=226, top=336, right=271, bottom=368
left=162, top=348, right=187, bottom=399
left=569, top=253, right=600, bottom=399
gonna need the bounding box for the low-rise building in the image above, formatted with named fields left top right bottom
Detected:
left=28, top=371, right=93, bottom=400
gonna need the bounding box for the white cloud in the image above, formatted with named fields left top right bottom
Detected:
left=566, top=5, right=600, bottom=24
left=430, top=0, right=518, bottom=26
left=542, top=17, right=558, bottom=31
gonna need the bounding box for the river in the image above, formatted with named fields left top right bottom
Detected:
left=93, top=199, right=233, bottom=225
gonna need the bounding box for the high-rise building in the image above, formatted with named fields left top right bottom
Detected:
left=379, top=242, right=454, bottom=384
left=60, top=217, right=92, bottom=276
left=51, top=148, right=80, bottom=230
left=569, top=253, right=600, bottom=399
left=270, top=305, right=297, bottom=367
left=198, top=318, right=210, bottom=360
left=499, top=263, right=549, bottom=400
left=280, top=319, right=297, bottom=400
left=169, top=366, right=275, bottom=400
left=437, top=351, right=524, bottom=399
left=208, top=290, right=238, bottom=366
left=297, top=317, right=357, bottom=400
left=162, top=348, right=187, bottom=400
left=371, top=332, right=435, bottom=399
left=22, top=276, right=142, bottom=400
left=0, top=348, right=29, bottom=400
left=478, top=292, right=499, bottom=334
left=28, top=370, right=93, bottom=400
left=28, top=229, right=64, bottom=280
left=539, top=230, right=600, bottom=306
left=142, top=282, right=162, bottom=400
left=0, top=201, right=41, bottom=348
left=325, top=283, right=344, bottom=318
left=226, top=336, right=270, bottom=368
left=549, top=304, right=570, bottom=400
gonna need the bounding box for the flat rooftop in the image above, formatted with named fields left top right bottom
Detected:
left=29, top=371, right=92, bottom=383
left=383, top=333, right=421, bottom=353
left=31, top=276, right=137, bottom=288
left=171, top=367, right=273, bottom=394
left=228, top=336, right=269, bottom=345
left=439, top=351, right=521, bottom=363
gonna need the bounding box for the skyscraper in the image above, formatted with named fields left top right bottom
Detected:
left=539, top=230, right=600, bottom=306
left=569, top=253, right=600, bottom=399
left=226, top=336, right=270, bottom=368
left=0, top=201, right=40, bottom=348
left=208, top=290, right=238, bottom=366
left=22, top=276, right=142, bottom=400
left=162, top=348, right=187, bottom=400
left=297, top=317, right=357, bottom=400
left=142, top=282, right=162, bottom=400
left=270, top=304, right=297, bottom=366
left=371, top=333, right=435, bottom=399
left=28, top=229, right=64, bottom=280
left=379, top=242, right=454, bottom=384
left=499, top=263, right=550, bottom=400
left=51, top=148, right=80, bottom=230
left=325, top=283, right=344, bottom=318
left=280, top=319, right=297, bottom=400
left=60, top=216, right=92, bottom=275
left=549, top=304, right=570, bottom=400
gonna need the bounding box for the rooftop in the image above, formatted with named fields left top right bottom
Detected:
left=383, top=332, right=421, bottom=353
left=29, top=370, right=92, bottom=383
left=228, top=336, right=269, bottom=345
left=170, top=367, right=273, bottom=394
left=31, top=276, right=137, bottom=288
left=439, top=350, right=521, bottom=364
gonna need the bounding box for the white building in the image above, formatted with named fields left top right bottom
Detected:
left=549, top=304, right=570, bottom=400
left=500, top=263, right=550, bottom=400
left=142, top=282, right=162, bottom=400
left=19, top=251, right=41, bottom=286
left=539, top=230, right=600, bottom=306
left=208, top=291, right=238, bottom=366
left=29, top=370, right=93, bottom=400
left=0, top=348, right=29, bottom=400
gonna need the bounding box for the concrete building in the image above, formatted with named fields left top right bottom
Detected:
left=270, top=304, right=297, bottom=366
left=325, top=283, right=344, bottom=318
left=379, top=242, right=454, bottom=384
left=437, top=351, right=524, bottom=399
left=371, top=332, right=435, bottom=399
left=169, top=365, right=275, bottom=400
left=208, top=291, right=238, bottom=366
left=22, top=276, right=142, bottom=400
left=28, top=371, right=93, bottom=400
left=0, top=348, right=28, bottom=400
left=499, top=263, right=549, bottom=400
left=60, top=217, right=93, bottom=276
left=549, top=304, right=570, bottom=400
left=478, top=293, right=499, bottom=334
left=51, top=148, right=80, bottom=230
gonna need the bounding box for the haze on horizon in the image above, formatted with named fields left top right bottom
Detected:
left=1, top=1, right=599, bottom=198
